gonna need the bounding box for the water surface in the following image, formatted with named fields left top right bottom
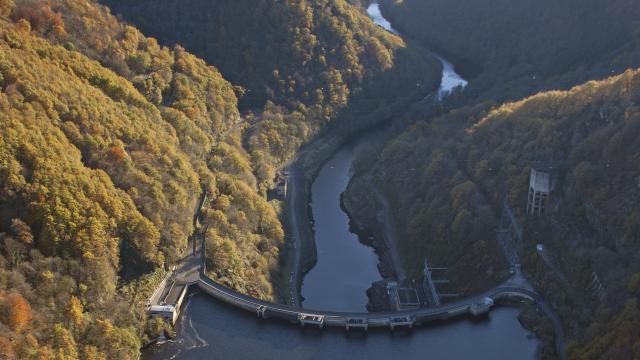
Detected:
left=301, top=144, right=381, bottom=312
left=366, top=3, right=468, bottom=97
left=144, top=292, right=539, bottom=360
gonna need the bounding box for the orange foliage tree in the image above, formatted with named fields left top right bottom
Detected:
left=6, top=292, right=32, bottom=332
left=11, top=0, right=66, bottom=37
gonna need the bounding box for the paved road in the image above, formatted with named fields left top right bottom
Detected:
left=286, top=161, right=313, bottom=307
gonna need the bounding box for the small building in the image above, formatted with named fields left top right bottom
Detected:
left=526, top=165, right=554, bottom=216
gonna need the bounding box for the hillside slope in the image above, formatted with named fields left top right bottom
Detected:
left=380, top=0, right=640, bottom=100
left=103, top=0, right=442, bottom=186
left=0, top=1, right=283, bottom=358
left=104, top=0, right=440, bottom=112
left=349, top=68, right=640, bottom=359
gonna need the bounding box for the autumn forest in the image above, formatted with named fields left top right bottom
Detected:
left=1, top=0, right=640, bottom=359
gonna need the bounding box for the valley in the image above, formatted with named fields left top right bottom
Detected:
left=0, top=0, right=639, bottom=359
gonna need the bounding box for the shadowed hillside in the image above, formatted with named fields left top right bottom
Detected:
left=379, top=0, right=640, bottom=100
left=348, top=68, right=640, bottom=359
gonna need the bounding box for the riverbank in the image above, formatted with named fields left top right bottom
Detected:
left=341, top=169, right=404, bottom=311
left=281, top=2, right=560, bottom=357
left=282, top=61, right=443, bottom=306
left=283, top=0, right=461, bottom=311
left=286, top=123, right=411, bottom=309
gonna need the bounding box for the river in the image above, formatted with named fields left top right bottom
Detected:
left=299, top=1, right=474, bottom=314
left=366, top=3, right=468, bottom=98
left=300, top=141, right=381, bottom=312
left=143, top=3, right=539, bottom=359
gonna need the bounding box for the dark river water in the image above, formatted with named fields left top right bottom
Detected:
left=143, top=3, right=540, bottom=359
left=301, top=143, right=381, bottom=312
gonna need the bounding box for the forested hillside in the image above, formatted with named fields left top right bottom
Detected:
left=104, top=0, right=438, bottom=112
left=103, top=0, right=442, bottom=189
left=340, top=2, right=640, bottom=357
left=379, top=0, right=640, bottom=100
left=0, top=0, right=283, bottom=357
left=350, top=69, right=640, bottom=358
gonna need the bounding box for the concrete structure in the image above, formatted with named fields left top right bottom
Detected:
left=345, top=318, right=369, bottom=331
left=256, top=304, right=268, bottom=319
left=298, top=313, right=325, bottom=328
left=397, top=288, right=420, bottom=310
left=387, top=282, right=420, bottom=310
left=150, top=209, right=547, bottom=333
left=469, top=297, right=494, bottom=316
left=148, top=281, right=189, bottom=325
left=497, top=201, right=523, bottom=267
left=527, top=166, right=554, bottom=215
left=150, top=233, right=547, bottom=332
left=146, top=190, right=556, bottom=338
left=195, top=274, right=543, bottom=331
left=389, top=316, right=415, bottom=331
left=149, top=305, right=178, bottom=324
left=146, top=271, right=173, bottom=309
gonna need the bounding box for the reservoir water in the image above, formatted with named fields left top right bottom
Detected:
left=144, top=292, right=538, bottom=360
left=143, top=3, right=540, bottom=359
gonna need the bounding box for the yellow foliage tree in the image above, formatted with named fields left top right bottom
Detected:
left=65, top=296, right=84, bottom=331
